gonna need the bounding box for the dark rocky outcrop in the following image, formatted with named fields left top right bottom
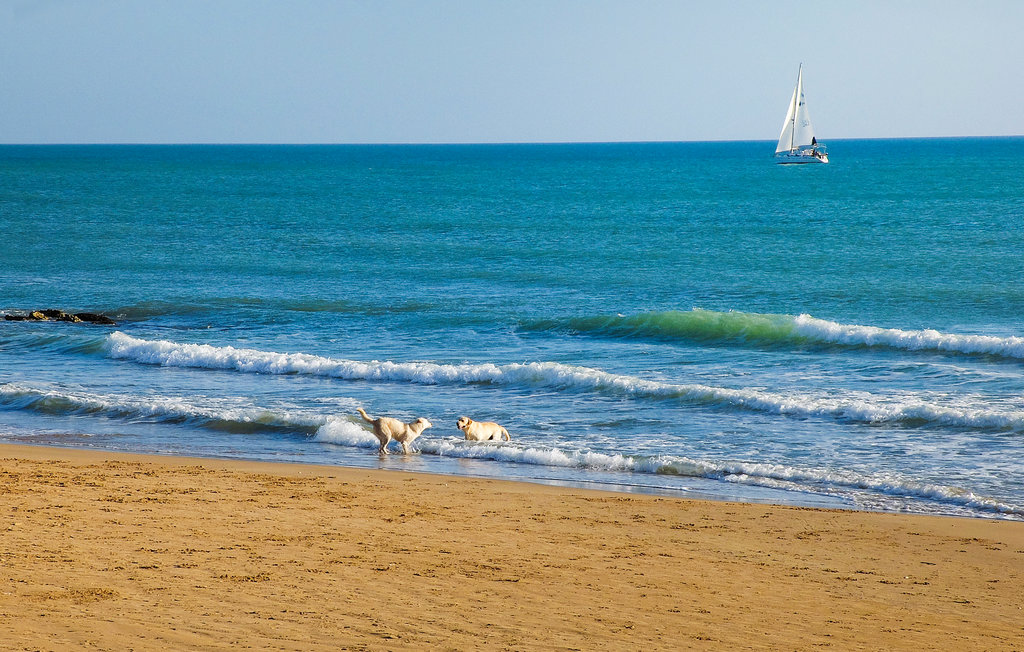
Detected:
left=3, top=309, right=116, bottom=325
left=73, top=312, right=118, bottom=325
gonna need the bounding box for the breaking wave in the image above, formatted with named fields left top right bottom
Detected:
left=104, top=332, right=1024, bottom=432
left=0, top=382, right=326, bottom=436
left=527, top=309, right=1024, bottom=359
left=3, top=381, right=1019, bottom=519
left=312, top=422, right=1024, bottom=519
left=792, top=314, right=1024, bottom=358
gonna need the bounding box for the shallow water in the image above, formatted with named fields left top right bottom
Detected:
left=3, top=140, right=1024, bottom=519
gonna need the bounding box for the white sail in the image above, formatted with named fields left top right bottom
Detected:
left=775, top=65, right=817, bottom=154
left=775, top=85, right=798, bottom=154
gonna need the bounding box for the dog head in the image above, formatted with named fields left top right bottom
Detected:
left=416, top=417, right=433, bottom=431
left=456, top=416, right=472, bottom=431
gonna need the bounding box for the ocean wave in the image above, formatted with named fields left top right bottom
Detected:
left=526, top=309, right=1024, bottom=359
left=792, top=314, right=1024, bottom=358
left=0, top=330, right=108, bottom=356
left=105, top=332, right=1024, bottom=432
left=311, top=423, right=1024, bottom=518
left=0, top=382, right=325, bottom=435
left=526, top=309, right=801, bottom=344
left=703, top=458, right=1024, bottom=518
left=3, top=380, right=1018, bottom=519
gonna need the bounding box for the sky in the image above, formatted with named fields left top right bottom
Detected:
left=2, top=0, right=1022, bottom=144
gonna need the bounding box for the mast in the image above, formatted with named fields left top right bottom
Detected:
left=775, top=64, right=808, bottom=155
left=790, top=64, right=802, bottom=152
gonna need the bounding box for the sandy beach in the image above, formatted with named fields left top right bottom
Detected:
left=1, top=443, right=1022, bottom=650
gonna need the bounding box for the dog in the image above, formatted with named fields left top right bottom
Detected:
left=356, top=408, right=432, bottom=455
left=457, top=416, right=511, bottom=442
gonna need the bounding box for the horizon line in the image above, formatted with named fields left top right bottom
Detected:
left=2, top=135, right=1022, bottom=147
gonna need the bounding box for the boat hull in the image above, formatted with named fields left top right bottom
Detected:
left=775, top=153, right=829, bottom=165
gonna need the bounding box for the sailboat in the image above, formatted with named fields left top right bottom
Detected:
left=775, top=64, right=828, bottom=164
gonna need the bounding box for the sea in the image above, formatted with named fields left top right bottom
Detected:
left=2, top=138, right=1023, bottom=520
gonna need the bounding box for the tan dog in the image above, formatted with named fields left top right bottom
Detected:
left=357, top=408, right=432, bottom=455
left=457, top=416, right=511, bottom=442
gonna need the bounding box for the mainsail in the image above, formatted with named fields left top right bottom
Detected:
left=775, top=64, right=816, bottom=154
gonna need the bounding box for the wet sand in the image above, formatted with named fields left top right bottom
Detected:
left=1, top=443, right=1022, bottom=650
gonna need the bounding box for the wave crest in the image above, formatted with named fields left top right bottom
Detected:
left=793, top=314, right=1024, bottom=358
left=104, top=332, right=1024, bottom=432
left=0, top=382, right=325, bottom=435
left=530, top=309, right=799, bottom=344
left=529, top=309, right=1024, bottom=359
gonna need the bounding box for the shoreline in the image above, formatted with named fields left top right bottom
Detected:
left=2, top=442, right=1023, bottom=649
left=3, top=438, right=1009, bottom=521
left=1, top=438, right=863, bottom=512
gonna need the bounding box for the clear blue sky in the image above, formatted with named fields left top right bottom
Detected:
left=2, top=0, right=1022, bottom=144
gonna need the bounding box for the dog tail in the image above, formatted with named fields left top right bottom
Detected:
left=501, top=427, right=511, bottom=441
left=356, top=407, right=375, bottom=424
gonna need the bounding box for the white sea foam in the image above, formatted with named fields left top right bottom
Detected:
left=794, top=314, right=1024, bottom=358
left=105, top=332, right=1024, bottom=431
left=312, top=424, right=1024, bottom=518
left=708, top=459, right=1024, bottom=517
left=312, top=418, right=380, bottom=448
left=5, top=380, right=1020, bottom=518
left=0, top=381, right=325, bottom=432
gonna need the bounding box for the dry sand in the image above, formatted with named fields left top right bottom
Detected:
left=1, top=443, right=1022, bottom=650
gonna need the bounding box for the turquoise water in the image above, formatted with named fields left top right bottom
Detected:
left=2, top=139, right=1023, bottom=518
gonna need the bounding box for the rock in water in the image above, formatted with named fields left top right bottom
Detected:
left=74, top=312, right=117, bottom=325
left=3, top=309, right=115, bottom=325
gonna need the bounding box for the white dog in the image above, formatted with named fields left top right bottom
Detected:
left=357, top=408, right=432, bottom=455
left=456, top=416, right=511, bottom=442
